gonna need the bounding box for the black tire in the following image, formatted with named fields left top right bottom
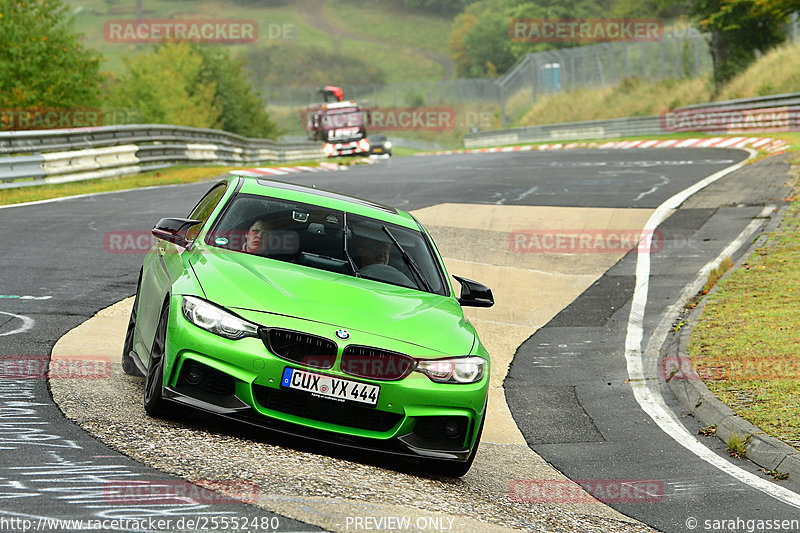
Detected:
left=427, top=413, right=485, bottom=478
left=143, top=304, right=178, bottom=418
left=122, top=270, right=144, bottom=377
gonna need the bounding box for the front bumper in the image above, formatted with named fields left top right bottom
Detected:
left=323, top=140, right=370, bottom=157
left=162, top=307, right=488, bottom=462
left=163, top=384, right=474, bottom=461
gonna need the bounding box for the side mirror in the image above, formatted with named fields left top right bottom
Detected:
left=152, top=218, right=203, bottom=248
left=452, top=275, right=494, bottom=308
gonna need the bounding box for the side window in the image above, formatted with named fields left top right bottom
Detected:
left=186, top=183, right=227, bottom=241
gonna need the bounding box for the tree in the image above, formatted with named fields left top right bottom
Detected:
left=449, top=0, right=515, bottom=78
left=0, top=0, right=103, bottom=109
left=450, top=11, right=480, bottom=77
left=107, top=42, right=280, bottom=138
left=690, top=0, right=796, bottom=89
left=193, top=45, right=280, bottom=139
left=106, top=42, right=221, bottom=129
left=450, top=0, right=695, bottom=79
left=449, top=0, right=615, bottom=78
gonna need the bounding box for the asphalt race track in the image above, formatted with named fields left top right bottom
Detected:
left=1, top=147, right=799, bottom=532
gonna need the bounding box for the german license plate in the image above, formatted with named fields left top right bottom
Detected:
left=281, top=367, right=380, bottom=406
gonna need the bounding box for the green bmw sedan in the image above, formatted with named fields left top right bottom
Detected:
left=122, top=175, right=494, bottom=476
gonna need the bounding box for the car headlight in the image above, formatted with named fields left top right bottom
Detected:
left=181, top=296, right=259, bottom=340
left=384, top=141, right=392, bottom=149
left=415, top=356, right=486, bottom=384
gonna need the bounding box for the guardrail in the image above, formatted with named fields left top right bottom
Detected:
left=0, top=124, right=325, bottom=189
left=465, top=92, right=800, bottom=148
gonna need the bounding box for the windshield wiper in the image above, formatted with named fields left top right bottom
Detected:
left=381, top=225, right=433, bottom=293
left=343, top=214, right=360, bottom=277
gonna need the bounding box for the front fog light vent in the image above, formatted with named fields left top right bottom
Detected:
left=414, top=416, right=468, bottom=443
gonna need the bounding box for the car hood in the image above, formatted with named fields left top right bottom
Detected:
left=187, top=247, right=476, bottom=354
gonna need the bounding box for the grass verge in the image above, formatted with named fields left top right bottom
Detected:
left=688, top=194, right=800, bottom=451
left=0, top=165, right=244, bottom=206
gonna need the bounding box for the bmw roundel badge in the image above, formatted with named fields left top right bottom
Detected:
left=335, top=329, right=350, bottom=340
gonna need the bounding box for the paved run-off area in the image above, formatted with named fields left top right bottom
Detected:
left=50, top=203, right=659, bottom=532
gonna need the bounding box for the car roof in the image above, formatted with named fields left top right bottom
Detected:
left=232, top=176, right=418, bottom=229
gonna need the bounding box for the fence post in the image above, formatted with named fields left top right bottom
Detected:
left=582, top=47, right=588, bottom=87
left=595, top=48, right=605, bottom=86
left=500, top=84, right=507, bottom=127
left=625, top=41, right=630, bottom=78
left=694, top=34, right=701, bottom=77
left=607, top=43, right=615, bottom=86
left=529, top=56, right=536, bottom=103
left=641, top=41, right=647, bottom=80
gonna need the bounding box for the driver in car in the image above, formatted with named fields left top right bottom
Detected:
left=355, top=236, right=415, bottom=287
left=356, top=237, right=391, bottom=268
left=243, top=219, right=272, bottom=254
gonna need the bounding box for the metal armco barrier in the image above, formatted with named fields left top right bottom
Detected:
left=0, top=124, right=325, bottom=189
left=465, top=92, right=800, bottom=148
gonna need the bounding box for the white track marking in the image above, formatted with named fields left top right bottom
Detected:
left=624, top=149, right=800, bottom=509
left=0, top=311, right=34, bottom=336
left=514, top=187, right=538, bottom=201
left=0, top=182, right=205, bottom=210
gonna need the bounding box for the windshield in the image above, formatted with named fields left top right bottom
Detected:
left=205, top=193, right=446, bottom=295
left=321, top=109, right=364, bottom=129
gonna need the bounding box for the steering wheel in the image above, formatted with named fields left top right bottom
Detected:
left=359, top=263, right=414, bottom=287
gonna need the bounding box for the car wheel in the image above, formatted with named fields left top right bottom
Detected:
left=143, top=304, right=180, bottom=418
left=427, top=413, right=485, bottom=478
left=122, top=270, right=144, bottom=377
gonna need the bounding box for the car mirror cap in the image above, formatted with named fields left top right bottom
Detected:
left=452, top=275, right=494, bottom=308
left=152, top=218, right=203, bottom=247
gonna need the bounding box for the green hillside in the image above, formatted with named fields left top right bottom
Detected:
left=65, top=0, right=453, bottom=83
left=512, top=38, right=800, bottom=130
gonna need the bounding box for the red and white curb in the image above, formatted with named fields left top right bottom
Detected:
left=233, top=159, right=377, bottom=178
left=419, top=136, right=789, bottom=156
